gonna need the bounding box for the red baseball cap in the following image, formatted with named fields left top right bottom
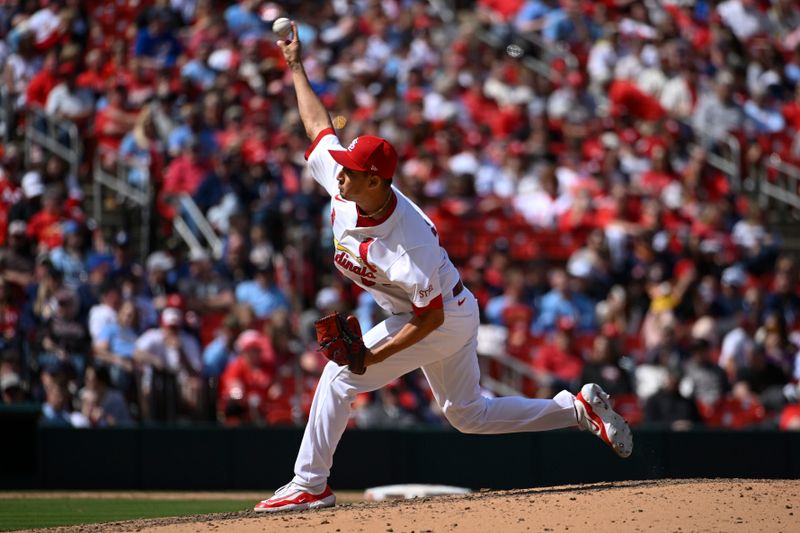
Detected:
left=329, top=136, right=398, bottom=180
left=237, top=330, right=265, bottom=352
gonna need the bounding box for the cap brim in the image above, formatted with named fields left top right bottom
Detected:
left=329, top=149, right=369, bottom=172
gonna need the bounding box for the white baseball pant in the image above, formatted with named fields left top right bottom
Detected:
left=292, top=289, right=579, bottom=489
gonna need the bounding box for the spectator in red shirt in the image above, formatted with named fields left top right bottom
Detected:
left=219, top=330, right=276, bottom=425
left=26, top=187, right=65, bottom=252
left=28, top=1, right=67, bottom=52
left=0, top=146, right=25, bottom=246
left=162, top=137, right=212, bottom=198
left=478, top=0, right=526, bottom=23
left=532, top=317, right=584, bottom=393
left=216, top=105, right=245, bottom=152
left=77, top=49, right=109, bottom=97
left=101, top=40, right=130, bottom=82
left=608, top=79, right=667, bottom=122
left=239, top=123, right=271, bottom=167
left=25, top=50, right=59, bottom=108
left=0, top=278, right=20, bottom=350
left=124, top=58, right=156, bottom=110
left=95, top=84, right=136, bottom=155
left=783, top=83, right=800, bottom=132
left=558, top=187, right=597, bottom=232
left=779, top=403, right=800, bottom=431
left=637, top=146, right=678, bottom=196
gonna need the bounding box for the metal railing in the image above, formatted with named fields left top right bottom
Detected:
left=758, top=153, right=800, bottom=213
left=694, top=131, right=742, bottom=193
left=172, top=194, right=223, bottom=260
left=478, top=27, right=562, bottom=80
left=478, top=352, right=538, bottom=397
left=476, top=325, right=549, bottom=397
left=24, top=106, right=82, bottom=179
left=93, top=149, right=152, bottom=263
left=516, top=32, right=579, bottom=78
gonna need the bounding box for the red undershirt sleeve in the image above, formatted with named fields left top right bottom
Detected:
left=412, top=294, right=443, bottom=316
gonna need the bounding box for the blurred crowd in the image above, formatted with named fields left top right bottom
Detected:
left=0, top=0, right=799, bottom=431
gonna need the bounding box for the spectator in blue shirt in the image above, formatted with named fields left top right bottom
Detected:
left=765, top=270, right=800, bottom=328
left=485, top=269, right=527, bottom=326
left=235, top=262, right=289, bottom=320
left=134, top=14, right=182, bottom=69
left=193, top=151, right=243, bottom=214
left=743, top=84, right=786, bottom=134
left=93, top=301, right=139, bottom=393
left=224, top=0, right=267, bottom=39
left=40, top=382, right=73, bottom=427
left=514, top=0, right=556, bottom=33
left=119, top=108, right=160, bottom=188
left=180, top=42, right=217, bottom=90
left=542, top=0, right=599, bottom=44
left=167, top=103, right=219, bottom=158
left=202, top=313, right=242, bottom=378
left=49, top=220, right=87, bottom=288
left=532, top=269, right=597, bottom=335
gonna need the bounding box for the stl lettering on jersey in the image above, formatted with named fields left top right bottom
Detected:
left=418, top=284, right=434, bottom=299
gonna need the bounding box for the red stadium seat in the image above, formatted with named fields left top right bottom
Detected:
left=699, top=396, right=766, bottom=429
left=611, top=394, right=644, bottom=426
left=199, top=312, right=225, bottom=347
left=509, top=230, right=540, bottom=261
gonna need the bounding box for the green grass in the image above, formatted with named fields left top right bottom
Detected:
left=0, top=498, right=254, bottom=531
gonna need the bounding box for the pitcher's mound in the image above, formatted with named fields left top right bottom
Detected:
left=62, top=479, right=800, bottom=532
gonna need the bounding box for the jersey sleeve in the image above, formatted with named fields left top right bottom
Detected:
left=305, top=128, right=343, bottom=197
left=386, top=246, right=444, bottom=315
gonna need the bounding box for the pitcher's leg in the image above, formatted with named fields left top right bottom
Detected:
left=292, top=314, right=427, bottom=488
left=291, top=361, right=362, bottom=489
left=422, top=335, right=578, bottom=434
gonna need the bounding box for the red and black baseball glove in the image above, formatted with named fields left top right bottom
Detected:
left=314, top=312, right=367, bottom=375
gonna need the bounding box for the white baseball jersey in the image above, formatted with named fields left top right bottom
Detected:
left=305, top=129, right=461, bottom=316
left=288, top=128, right=583, bottom=492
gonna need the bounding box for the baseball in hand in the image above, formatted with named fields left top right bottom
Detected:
left=272, top=17, right=292, bottom=39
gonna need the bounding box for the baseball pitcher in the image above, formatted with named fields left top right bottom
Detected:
left=254, top=22, right=632, bottom=512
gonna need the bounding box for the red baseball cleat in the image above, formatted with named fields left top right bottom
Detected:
left=575, top=383, right=633, bottom=458
left=254, top=482, right=336, bottom=513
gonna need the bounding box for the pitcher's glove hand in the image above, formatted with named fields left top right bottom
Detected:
left=314, top=312, right=367, bottom=375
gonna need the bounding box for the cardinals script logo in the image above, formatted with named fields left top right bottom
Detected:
left=333, top=237, right=378, bottom=286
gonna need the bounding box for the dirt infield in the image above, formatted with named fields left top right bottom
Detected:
left=33, top=479, right=797, bottom=533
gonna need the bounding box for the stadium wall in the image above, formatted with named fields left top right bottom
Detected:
left=2, top=409, right=798, bottom=490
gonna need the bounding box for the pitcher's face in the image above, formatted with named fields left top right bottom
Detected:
left=336, top=167, right=370, bottom=201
